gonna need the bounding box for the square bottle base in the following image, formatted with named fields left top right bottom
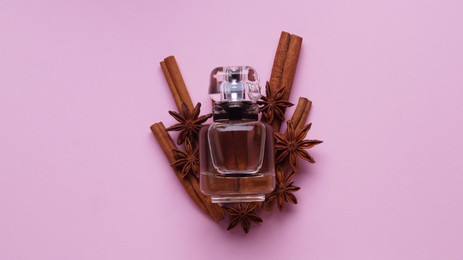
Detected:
left=211, top=194, right=265, bottom=204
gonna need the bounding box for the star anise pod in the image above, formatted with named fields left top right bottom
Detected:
left=257, top=82, right=293, bottom=124
left=222, top=203, right=263, bottom=233
left=266, top=167, right=300, bottom=211
left=167, top=102, right=212, bottom=145
left=171, top=138, right=199, bottom=178
left=275, top=120, right=323, bottom=172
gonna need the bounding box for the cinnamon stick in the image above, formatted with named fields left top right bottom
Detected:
left=269, top=31, right=290, bottom=93
left=281, top=35, right=303, bottom=102
left=291, top=97, right=312, bottom=130
left=269, top=32, right=303, bottom=131
left=151, top=122, right=224, bottom=221
left=160, top=56, right=194, bottom=112
left=160, top=61, right=183, bottom=112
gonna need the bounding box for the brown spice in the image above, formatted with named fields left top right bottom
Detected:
left=160, top=56, right=194, bottom=113
left=290, top=97, right=312, bottom=131
left=280, top=34, right=303, bottom=102
left=223, top=203, right=263, bottom=233
left=269, top=32, right=290, bottom=93
left=267, top=97, right=313, bottom=215
left=274, top=121, right=323, bottom=172
left=266, top=167, right=300, bottom=211
left=167, top=102, right=212, bottom=145
left=171, top=138, right=199, bottom=178
left=269, top=32, right=303, bottom=131
left=258, top=81, right=293, bottom=124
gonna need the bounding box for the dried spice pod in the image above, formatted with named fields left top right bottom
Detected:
left=274, top=121, right=323, bottom=172
left=171, top=138, right=200, bottom=178
left=266, top=167, right=300, bottom=211
left=258, top=81, right=294, bottom=124
left=167, top=102, right=212, bottom=145
left=223, top=203, right=263, bottom=233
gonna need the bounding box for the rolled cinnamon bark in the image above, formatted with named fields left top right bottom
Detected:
left=160, top=61, right=183, bottom=113
left=160, top=56, right=194, bottom=113
left=269, top=32, right=303, bottom=131
left=280, top=35, right=303, bottom=102
left=269, top=31, right=291, bottom=93
left=291, top=97, right=312, bottom=130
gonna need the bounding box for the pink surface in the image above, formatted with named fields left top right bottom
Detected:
left=1, top=0, right=463, bottom=259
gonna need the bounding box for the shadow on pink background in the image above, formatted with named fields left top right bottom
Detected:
left=1, top=0, right=463, bottom=259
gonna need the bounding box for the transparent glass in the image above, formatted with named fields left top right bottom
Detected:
left=208, top=66, right=261, bottom=103
left=199, top=121, right=275, bottom=203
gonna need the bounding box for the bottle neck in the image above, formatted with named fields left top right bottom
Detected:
left=212, top=101, right=259, bottom=122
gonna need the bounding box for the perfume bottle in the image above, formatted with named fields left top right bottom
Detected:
left=199, top=66, right=275, bottom=203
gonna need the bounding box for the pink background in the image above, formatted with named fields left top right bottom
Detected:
left=1, top=0, right=463, bottom=259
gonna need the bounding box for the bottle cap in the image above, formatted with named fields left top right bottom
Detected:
left=209, top=66, right=261, bottom=103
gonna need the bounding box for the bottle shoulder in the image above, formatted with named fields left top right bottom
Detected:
left=201, top=121, right=273, bottom=134
left=206, top=120, right=271, bottom=126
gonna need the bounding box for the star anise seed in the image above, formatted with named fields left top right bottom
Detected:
left=274, top=120, right=323, bottom=172
left=171, top=138, right=199, bottom=178
left=257, top=82, right=293, bottom=124
left=167, top=102, right=212, bottom=145
left=222, top=203, right=263, bottom=233
left=266, top=167, right=300, bottom=211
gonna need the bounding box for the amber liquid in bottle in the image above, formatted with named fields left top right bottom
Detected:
left=199, top=121, right=275, bottom=203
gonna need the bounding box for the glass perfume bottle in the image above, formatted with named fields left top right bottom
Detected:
left=199, top=66, right=275, bottom=203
